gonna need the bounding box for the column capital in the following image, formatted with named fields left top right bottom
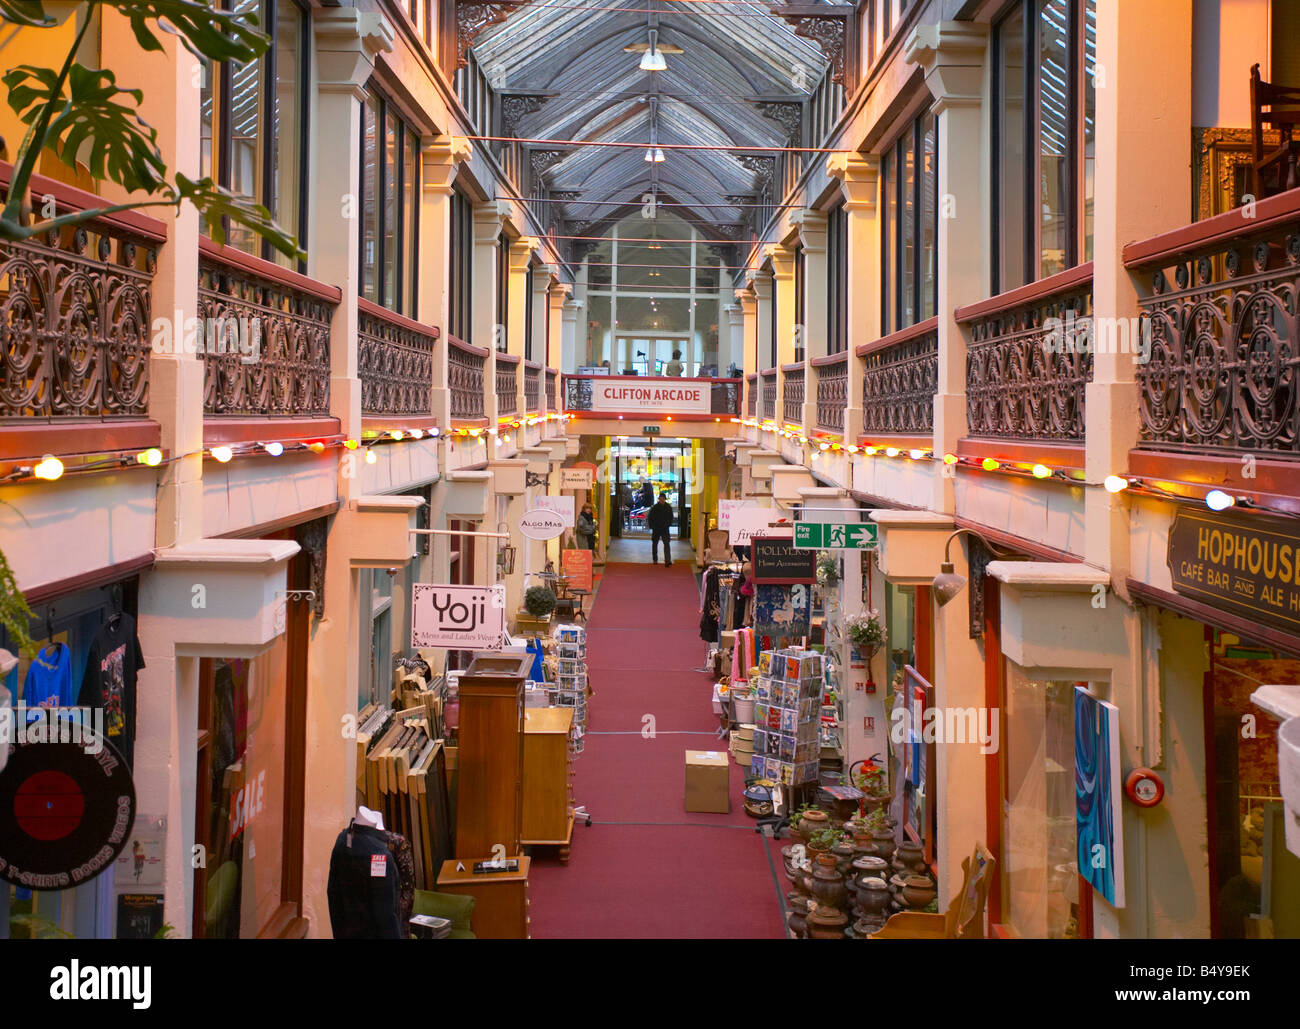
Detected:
left=314, top=7, right=395, bottom=99
left=826, top=152, right=879, bottom=211
left=764, top=242, right=795, bottom=279
left=423, top=135, right=472, bottom=195
left=509, top=235, right=539, bottom=270
left=904, top=20, right=989, bottom=114
left=473, top=199, right=512, bottom=242
left=789, top=208, right=828, bottom=254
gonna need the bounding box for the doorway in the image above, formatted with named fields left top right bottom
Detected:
left=608, top=438, right=692, bottom=540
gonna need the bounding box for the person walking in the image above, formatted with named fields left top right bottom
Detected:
left=666, top=349, right=684, bottom=376
left=648, top=491, right=675, bottom=567
left=637, top=477, right=654, bottom=510
left=576, top=502, right=597, bottom=550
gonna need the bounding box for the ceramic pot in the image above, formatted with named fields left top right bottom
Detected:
left=902, top=874, right=937, bottom=908
left=852, top=915, right=885, bottom=939
left=851, top=854, right=889, bottom=878
left=806, top=905, right=849, bottom=939
left=798, top=809, right=829, bottom=837
left=871, top=828, right=897, bottom=862
left=896, top=840, right=926, bottom=874
left=809, top=857, right=847, bottom=913
left=786, top=894, right=810, bottom=939
left=856, top=876, right=891, bottom=918
left=831, top=841, right=855, bottom=874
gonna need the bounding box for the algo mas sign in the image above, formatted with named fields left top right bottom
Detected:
left=589, top=379, right=710, bottom=414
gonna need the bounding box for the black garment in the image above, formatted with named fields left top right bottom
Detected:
left=652, top=530, right=672, bottom=566
left=647, top=500, right=674, bottom=534
left=576, top=510, right=597, bottom=550
left=327, top=822, right=403, bottom=939
left=700, top=567, right=720, bottom=642
left=77, top=613, right=145, bottom=768
left=638, top=483, right=654, bottom=508
left=381, top=830, right=416, bottom=930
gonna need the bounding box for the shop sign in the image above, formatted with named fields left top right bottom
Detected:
left=559, top=467, right=594, bottom=490
left=411, top=584, right=506, bottom=650
left=1166, top=508, right=1300, bottom=636
left=718, top=498, right=765, bottom=531
left=532, top=494, right=574, bottom=527
left=561, top=548, right=594, bottom=592
left=729, top=508, right=790, bottom=547
left=752, top=535, right=817, bottom=584
left=793, top=521, right=878, bottom=550
left=519, top=508, right=567, bottom=541
left=588, top=378, right=711, bottom=414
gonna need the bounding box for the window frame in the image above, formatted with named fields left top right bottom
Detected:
left=448, top=187, right=474, bottom=342
left=826, top=204, right=848, bottom=354
left=879, top=107, right=938, bottom=336
left=358, top=85, right=420, bottom=319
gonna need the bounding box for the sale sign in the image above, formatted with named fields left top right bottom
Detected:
left=588, top=377, right=711, bottom=414
left=561, top=548, right=594, bottom=591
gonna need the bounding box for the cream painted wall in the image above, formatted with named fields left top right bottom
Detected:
left=1192, top=0, right=1272, bottom=127
left=201, top=452, right=339, bottom=538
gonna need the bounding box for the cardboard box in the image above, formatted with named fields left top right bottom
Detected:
left=685, top=749, right=730, bottom=813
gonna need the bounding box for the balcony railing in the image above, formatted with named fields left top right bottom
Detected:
left=546, top=368, right=558, bottom=411
left=957, top=267, right=1093, bottom=443
left=448, top=335, right=487, bottom=421
left=746, top=373, right=757, bottom=417
left=198, top=240, right=335, bottom=417
left=357, top=297, right=437, bottom=417
left=1125, top=189, right=1300, bottom=457
left=858, top=319, right=938, bottom=436
left=0, top=184, right=161, bottom=421
left=495, top=352, right=519, bottom=416
left=782, top=362, right=805, bottom=424
left=760, top=369, right=777, bottom=420
left=561, top=374, right=741, bottom=417
left=812, top=352, right=848, bottom=433
left=524, top=360, right=542, bottom=412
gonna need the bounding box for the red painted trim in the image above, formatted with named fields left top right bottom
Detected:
left=0, top=420, right=161, bottom=462
left=954, top=264, right=1093, bottom=324
left=854, top=315, right=939, bottom=358
left=1077, top=877, right=1095, bottom=939
left=1123, top=186, right=1300, bottom=267
left=562, top=374, right=742, bottom=385
left=202, top=417, right=343, bottom=446
left=809, top=351, right=850, bottom=368
left=1127, top=577, right=1300, bottom=660
left=356, top=296, right=440, bottom=339
left=1128, top=448, right=1300, bottom=516
left=448, top=334, right=491, bottom=359
left=958, top=437, right=1087, bottom=469
left=1202, top=629, right=1221, bottom=940
left=989, top=922, right=1014, bottom=939
left=22, top=551, right=155, bottom=607
left=952, top=517, right=1083, bottom=565
left=0, top=161, right=167, bottom=242
left=361, top=416, right=439, bottom=434
left=199, top=236, right=341, bottom=304
left=495, top=351, right=521, bottom=365
left=779, top=361, right=806, bottom=374
left=564, top=412, right=733, bottom=423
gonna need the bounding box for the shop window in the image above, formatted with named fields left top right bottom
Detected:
left=199, top=0, right=309, bottom=269
left=359, top=87, right=420, bottom=318
left=879, top=108, right=937, bottom=335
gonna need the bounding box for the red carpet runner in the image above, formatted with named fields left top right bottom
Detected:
left=528, top=560, right=788, bottom=939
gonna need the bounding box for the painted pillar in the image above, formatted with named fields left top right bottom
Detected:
left=827, top=153, right=880, bottom=443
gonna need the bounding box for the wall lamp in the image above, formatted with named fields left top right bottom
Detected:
left=932, top=529, right=1022, bottom=607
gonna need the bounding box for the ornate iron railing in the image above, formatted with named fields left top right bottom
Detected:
left=1, top=223, right=156, bottom=420
left=546, top=368, right=558, bottom=411
left=760, top=369, right=777, bottom=420
left=860, top=320, right=938, bottom=436
left=958, top=271, right=1093, bottom=443
left=710, top=379, right=741, bottom=415
left=495, top=352, right=519, bottom=416
left=357, top=298, right=437, bottom=417
left=746, top=373, right=757, bottom=417
left=199, top=246, right=334, bottom=417
left=1125, top=199, right=1300, bottom=457
left=782, top=363, right=805, bottom=424
left=448, top=336, right=487, bottom=420
left=813, top=353, right=848, bottom=433
left=524, top=361, right=542, bottom=412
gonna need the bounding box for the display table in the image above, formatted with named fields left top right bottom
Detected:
left=436, top=856, right=531, bottom=939
left=522, top=707, right=576, bottom=863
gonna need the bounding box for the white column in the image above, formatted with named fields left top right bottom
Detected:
left=421, top=135, right=471, bottom=429
left=561, top=296, right=580, bottom=373
left=793, top=209, right=828, bottom=433
left=827, top=153, right=880, bottom=442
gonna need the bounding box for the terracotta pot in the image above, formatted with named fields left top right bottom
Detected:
left=831, top=841, right=855, bottom=874
left=809, top=860, right=847, bottom=913
left=855, top=876, right=891, bottom=918
left=806, top=904, right=848, bottom=939
left=798, top=809, right=829, bottom=837
left=871, top=828, right=896, bottom=862
left=902, top=874, right=937, bottom=909
left=896, top=840, right=926, bottom=874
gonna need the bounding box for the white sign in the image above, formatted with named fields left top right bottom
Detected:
left=729, top=508, right=792, bottom=547
left=532, top=494, right=574, bottom=528
left=559, top=467, right=594, bottom=490
left=412, top=583, right=506, bottom=650
left=589, top=378, right=711, bottom=414
left=519, top=508, right=567, bottom=541
left=718, top=498, right=766, bottom=532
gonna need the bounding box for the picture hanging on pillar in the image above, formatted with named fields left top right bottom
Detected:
left=1075, top=687, right=1125, bottom=908
left=753, top=584, right=810, bottom=646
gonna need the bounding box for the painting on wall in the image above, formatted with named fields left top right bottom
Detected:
left=753, top=583, right=811, bottom=650
left=1075, top=687, right=1125, bottom=908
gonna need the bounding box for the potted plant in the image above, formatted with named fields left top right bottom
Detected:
left=844, top=609, right=886, bottom=658
left=816, top=551, right=839, bottom=588
left=788, top=803, right=814, bottom=844
left=524, top=585, right=557, bottom=618
left=806, top=825, right=843, bottom=861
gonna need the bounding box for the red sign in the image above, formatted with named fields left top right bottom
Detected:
left=561, top=548, right=594, bottom=592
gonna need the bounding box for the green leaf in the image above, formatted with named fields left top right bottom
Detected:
left=0, top=1, right=54, bottom=27
left=173, top=174, right=306, bottom=261
left=90, top=0, right=269, bottom=63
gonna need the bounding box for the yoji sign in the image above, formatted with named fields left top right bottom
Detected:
left=411, top=584, right=506, bottom=650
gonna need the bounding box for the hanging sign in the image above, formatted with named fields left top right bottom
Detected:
left=411, top=583, right=506, bottom=650
left=559, top=467, right=594, bottom=491
left=751, top=535, right=817, bottom=584
left=718, top=498, right=766, bottom=532
left=729, top=508, right=791, bottom=547
left=0, top=732, right=136, bottom=891
left=561, top=548, right=594, bottom=592
left=532, top=494, right=575, bottom=528
left=793, top=522, right=878, bottom=550
left=519, top=508, right=567, bottom=541
left=588, top=378, right=711, bottom=414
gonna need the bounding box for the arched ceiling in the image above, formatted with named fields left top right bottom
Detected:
left=473, top=0, right=845, bottom=247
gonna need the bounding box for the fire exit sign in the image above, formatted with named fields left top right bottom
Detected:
left=642, top=425, right=661, bottom=435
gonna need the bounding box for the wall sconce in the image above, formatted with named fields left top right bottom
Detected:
left=932, top=529, right=1020, bottom=607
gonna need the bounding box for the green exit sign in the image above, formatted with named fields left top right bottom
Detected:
left=793, top=522, right=878, bottom=550
left=642, top=425, right=661, bottom=435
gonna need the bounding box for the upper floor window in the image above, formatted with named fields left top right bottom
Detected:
left=496, top=236, right=510, bottom=352
left=792, top=244, right=806, bottom=363
left=199, top=0, right=309, bottom=268
left=524, top=263, right=535, bottom=361
left=880, top=107, right=937, bottom=335
left=826, top=204, right=848, bottom=354
left=448, top=187, right=474, bottom=342
left=993, top=0, right=1097, bottom=293
left=360, top=86, right=420, bottom=318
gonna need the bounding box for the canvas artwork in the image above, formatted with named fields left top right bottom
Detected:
left=754, top=585, right=811, bottom=645
left=1075, top=687, right=1126, bottom=907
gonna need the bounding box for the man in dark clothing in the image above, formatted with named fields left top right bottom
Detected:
left=648, top=492, right=674, bottom=567
left=637, top=478, right=654, bottom=509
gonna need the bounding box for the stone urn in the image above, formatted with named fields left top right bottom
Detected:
left=806, top=904, right=849, bottom=939
left=895, top=840, right=926, bottom=875
left=808, top=853, right=848, bottom=913
left=831, top=841, right=856, bottom=875
left=855, top=876, right=891, bottom=920
left=902, top=874, right=937, bottom=909
left=870, top=828, right=897, bottom=863
left=851, top=854, right=889, bottom=883
left=786, top=894, right=810, bottom=938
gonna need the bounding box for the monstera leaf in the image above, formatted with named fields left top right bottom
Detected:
left=173, top=174, right=306, bottom=261
left=102, top=0, right=267, bottom=63
left=0, top=1, right=56, bottom=26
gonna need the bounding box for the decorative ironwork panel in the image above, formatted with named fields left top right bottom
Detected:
left=964, top=287, right=1092, bottom=442
left=746, top=374, right=757, bottom=417
left=761, top=372, right=777, bottom=420
left=358, top=308, right=435, bottom=417
left=448, top=339, right=486, bottom=420
left=710, top=380, right=740, bottom=415
left=815, top=357, right=848, bottom=433
left=563, top=376, right=593, bottom=411
left=782, top=366, right=805, bottom=424
left=862, top=329, right=938, bottom=435
left=1, top=225, right=155, bottom=420
left=1136, top=229, right=1300, bottom=456
left=524, top=366, right=541, bottom=411
left=495, top=357, right=518, bottom=416
left=199, top=258, right=332, bottom=417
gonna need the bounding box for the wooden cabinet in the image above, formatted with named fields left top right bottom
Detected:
left=436, top=857, right=531, bottom=939
left=522, top=707, right=575, bottom=862
left=454, top=653, right=529, bottom=858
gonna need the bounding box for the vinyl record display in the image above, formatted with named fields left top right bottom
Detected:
left=0, top=728, right=135, bottom=891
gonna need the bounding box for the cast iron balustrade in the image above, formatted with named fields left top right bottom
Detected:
left=1125, top=195, right=1300, bottom=457
left=496, top=352, right=519, bottom=416
left=958, top=269, right=1093, bottom=443
left=524, top=361, right=542, bottom=412
left=710, top=379, right=741, bottom=416
left=1, top=222, right=157, bottom=420
left=546, top=368, right=558, bottom=411
left=448, top=336, right=487, bottom=420
left=746, top=373, right=757, bottom=417
left=761, top=369, right=777, bottom=420
left=813, top=353, right=848, bottom=433
left=199, top=245, right=334, bottom=417
left=859, top=319, right=938, bottom=436
left=782, top=363, right=805, bottom=424
left=357, top=298, right=437, bottom=417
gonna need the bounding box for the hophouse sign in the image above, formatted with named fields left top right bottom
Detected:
left=589, top=378, right=710, bottom=414
left=1167, top=508, right=1300, bottom=636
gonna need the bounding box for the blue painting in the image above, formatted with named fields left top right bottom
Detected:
left=1075, top=688, right=1125, bottom=907
left=753, top=584, right=811, bottom=648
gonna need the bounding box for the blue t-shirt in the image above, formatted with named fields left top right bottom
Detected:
left=23, top=642, right=74, bottom=709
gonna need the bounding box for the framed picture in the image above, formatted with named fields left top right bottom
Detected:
left=1075, top=687, right=1125, bottom=908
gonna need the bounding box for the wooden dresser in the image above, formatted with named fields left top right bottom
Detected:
left=521, top=707, right=575, bottom=862
left=436, top=856, right=531, bottom=939
left=454, top=652, right=529, bottom=857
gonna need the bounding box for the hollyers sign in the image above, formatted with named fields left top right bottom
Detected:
left=588, top=378, right=711, bottom=414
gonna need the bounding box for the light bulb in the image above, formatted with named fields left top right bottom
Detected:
left=1032, top=464, right=1051, bottom=479
left=1103, top=475, right=1129, bottom=494
left=390, top=430, right=404, bottom=441
left=885, top=447, right=900, bottom=458
left=211, top=446, right=234, bottom=463
left=137, top=448, right=163, bottom=467
left=365, top=449, right=377, bottom=465
left=264, top=442, right=284, bottom=457
left=1205, top=489, right=1235, bottom=511
left=943, top=453, right=959, bottom=466
left=33, top=455, right=64, bottom=481
left=639, top=48, right=667, bottom=72
left=909, top=449, right=926, bottom=460
left=344, top=439, right=360, bottom=450
left=981, top=458, right=999, bottom=472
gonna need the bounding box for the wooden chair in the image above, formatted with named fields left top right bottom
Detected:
left=868, top=843, right=995, bottom=939
left=1250, top=63, right=1300, bottom=198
